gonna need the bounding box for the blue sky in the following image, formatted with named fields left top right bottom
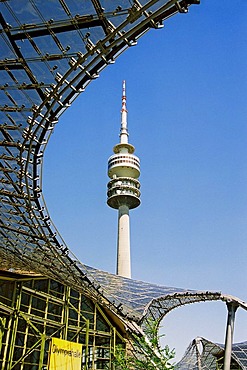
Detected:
left=43, top=1, right=247, bottom=361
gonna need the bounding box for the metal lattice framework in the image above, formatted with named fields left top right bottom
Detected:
left=1, top=0, right=246, bottom=335
left=176, top=337, right=247, bottom=369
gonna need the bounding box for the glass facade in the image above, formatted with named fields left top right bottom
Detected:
left=0, top=271, right=125, bottom=370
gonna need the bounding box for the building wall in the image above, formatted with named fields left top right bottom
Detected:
left=0, top=272, right=126, bottom=370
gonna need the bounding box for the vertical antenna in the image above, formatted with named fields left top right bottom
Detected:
left=120, top=80, right=128, bottom=144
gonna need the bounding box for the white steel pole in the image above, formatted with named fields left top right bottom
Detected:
left=223, top=302, right=238, bottom=370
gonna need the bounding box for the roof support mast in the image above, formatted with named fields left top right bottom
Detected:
left=223, top=302, right=239, bottom=370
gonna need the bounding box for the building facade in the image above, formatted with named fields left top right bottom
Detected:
left=0, top=270, right=126, bottom=370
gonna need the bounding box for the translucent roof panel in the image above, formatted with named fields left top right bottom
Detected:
left=176, top=337, right=247, bottom=370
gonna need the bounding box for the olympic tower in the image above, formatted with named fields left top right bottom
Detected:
left=107, top=81, right=141, bottom=278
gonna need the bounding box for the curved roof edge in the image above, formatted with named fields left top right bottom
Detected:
left=1, top=266, right=246, bottom=339
left=141, top=292, right=247, bottom=326
left=65, top=265, right=247, bottom=326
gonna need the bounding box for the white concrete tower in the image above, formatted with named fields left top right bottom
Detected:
left=107, top=81, right=141, bottom=278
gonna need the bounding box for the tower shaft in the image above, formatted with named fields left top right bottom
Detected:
left=117, top=205, right=131, bottom=277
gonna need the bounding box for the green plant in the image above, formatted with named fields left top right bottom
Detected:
left=113, top=318, right=175, bottom=370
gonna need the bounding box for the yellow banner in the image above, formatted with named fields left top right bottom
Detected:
left=48, top=338, right=82, bottom=370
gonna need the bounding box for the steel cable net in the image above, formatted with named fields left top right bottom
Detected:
left=175, top=337, right=247, bottom=370
left=1, top=0, right=233, bottom=325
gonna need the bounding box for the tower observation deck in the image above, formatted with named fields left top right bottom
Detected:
left=107, top=81, right=141, bottom=278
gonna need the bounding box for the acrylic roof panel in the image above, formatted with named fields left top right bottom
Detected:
left=176, top=338, right=247, bottom=370
left=231, top=342, right=247, bottom=368
left=1, top=0, right=236, bottom=324
left=80, top=264, right=228, bottom=322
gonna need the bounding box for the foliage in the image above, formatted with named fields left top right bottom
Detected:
left=113, top=318, right=175, bottom=370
